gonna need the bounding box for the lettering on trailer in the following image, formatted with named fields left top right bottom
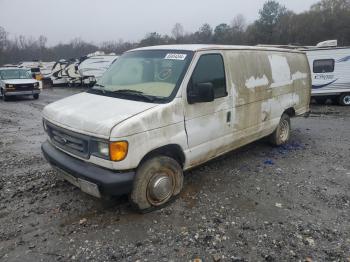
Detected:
left=314, top=74, right=334, bottom=80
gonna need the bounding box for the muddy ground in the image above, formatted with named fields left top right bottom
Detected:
left=0, top=88, right=349, bottom=262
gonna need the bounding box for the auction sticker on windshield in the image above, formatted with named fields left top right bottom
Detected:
left=165, top=53, right=187, bottom=60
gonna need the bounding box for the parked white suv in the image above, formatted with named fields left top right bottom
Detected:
left=42, top=45, right=311, bottom=212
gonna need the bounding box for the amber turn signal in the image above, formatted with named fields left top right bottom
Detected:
left=109, top=141, right=128, bottom=161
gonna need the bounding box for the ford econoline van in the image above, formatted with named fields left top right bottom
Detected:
left=41, top=45, right=311, bottom=211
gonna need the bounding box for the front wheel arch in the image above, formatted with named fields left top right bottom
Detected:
left=139, top=144, right=186, bottom=168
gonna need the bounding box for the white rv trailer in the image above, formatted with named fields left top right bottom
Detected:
left=78, top=54, right=118, bottom=87
left=258, top=41, right=350, bottom=106
left=305, top=42, right=350, bottom=106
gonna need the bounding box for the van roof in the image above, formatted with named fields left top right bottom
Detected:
left=129, top=44, right=304, bottom=53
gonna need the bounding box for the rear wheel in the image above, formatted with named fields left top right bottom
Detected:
left=33, top=94, right=39, bottom=100
left=338, top=93, right=350, bottom=106
left=130, top=156, right=183, bottom=212
left=269, top=114, right=291, bottom=146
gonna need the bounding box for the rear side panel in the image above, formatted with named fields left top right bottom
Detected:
left=182, top=49, right=311, bottom=169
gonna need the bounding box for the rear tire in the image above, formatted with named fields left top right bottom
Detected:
left=338, top=93, right=350, bottom=106
left=269, top=114, right=291, bottom=146
left=130, top=156, right=183, bottom=212
left=33, top=94, right=39, bottom=100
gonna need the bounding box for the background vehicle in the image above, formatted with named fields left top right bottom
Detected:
left=78, top=53, right=118, bottom=87
left=305, top=41, right=350, bottom=106
left=0, top=67, right=41, bottom=101
left=42, top=45, right=310, bottom=212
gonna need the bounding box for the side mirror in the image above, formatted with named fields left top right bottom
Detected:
left=188, top=82, right=214, bottom=104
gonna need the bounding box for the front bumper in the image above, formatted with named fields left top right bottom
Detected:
left=41, top=141, right=135, bottom=197
left=5, top=90, right=40, bottom=96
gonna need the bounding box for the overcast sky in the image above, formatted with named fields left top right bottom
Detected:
left=0, top=0, right=319, bottom=46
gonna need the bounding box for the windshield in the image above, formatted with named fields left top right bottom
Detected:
left=91, top=50, right=193, bottom=102
left=0, top=69, right=32, bottom=80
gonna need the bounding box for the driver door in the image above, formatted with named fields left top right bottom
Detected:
left=183, top=52, right=233, bottom=168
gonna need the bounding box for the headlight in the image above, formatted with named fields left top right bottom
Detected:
left=97, top=141, right=109, bottom=158
left=91, top=141, right=109, bottom=159
left=91, top=140, right=128, bottom=161
left=34, top=82, right=39, bottom=87
left=6, top=84, right=14, bottom=88
left=43, top=119, right=48, bottom=132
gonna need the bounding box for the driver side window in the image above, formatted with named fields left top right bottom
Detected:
left=191, top=54, right=227, bottom=98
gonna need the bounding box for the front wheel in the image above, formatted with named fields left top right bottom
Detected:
left=33, top=94, right=39, bottom=100
left=338, top=93, right=350, bottom=106
left=130, top=156, right=183, bottom=212
left=269, top=114, right=291, bottom=146
left=1, top=90, right=8, bottom=101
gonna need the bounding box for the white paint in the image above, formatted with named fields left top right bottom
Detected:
left=292, top=71, right=308, bottom=81
left=268, top=54, right=291, bottom=86
left=245, top=75, right=269, bottom=89
left=43, top=92, right=159, bottom=138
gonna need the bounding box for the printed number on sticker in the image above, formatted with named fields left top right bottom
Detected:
left=165, top=53, right=187, bottom=60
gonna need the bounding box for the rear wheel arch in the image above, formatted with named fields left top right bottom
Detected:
left=283, top=107, right=296, bottom=117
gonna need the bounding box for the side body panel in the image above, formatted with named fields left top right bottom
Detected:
left=182, top=50, right=310, bottom=169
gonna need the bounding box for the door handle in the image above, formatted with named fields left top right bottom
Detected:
left=226, top=111, right=231, bottom=123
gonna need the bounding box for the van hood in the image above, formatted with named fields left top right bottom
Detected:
left=3, top=79, right=38, bottom=84
left=43, top=92, right=159, bottom=138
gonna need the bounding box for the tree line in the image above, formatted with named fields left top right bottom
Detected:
left=1, top=0, right=350, bottom=65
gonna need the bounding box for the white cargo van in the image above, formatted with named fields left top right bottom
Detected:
left=41, top=45, right=311, bottom=211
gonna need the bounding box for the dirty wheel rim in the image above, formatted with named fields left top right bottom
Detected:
left=279, top=119, right=289, bottom=142
left=146, top=170, right=175, bottom=206
left=343, top=95, right=350, bottom=105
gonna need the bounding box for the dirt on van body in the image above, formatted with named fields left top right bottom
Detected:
left=0, top=88, right=349, bottom=262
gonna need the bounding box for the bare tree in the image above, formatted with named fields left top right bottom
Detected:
left=0, top=26, right=7, bottom=50
left=231, top=14, right=246, bottom=32
left=38, top=35, right=47, bottom=49
left=171, top=23, right=184, bottom=40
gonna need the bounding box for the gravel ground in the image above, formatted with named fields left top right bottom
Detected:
left=0, top=88, right=349, bottom=262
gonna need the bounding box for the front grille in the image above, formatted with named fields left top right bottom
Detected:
left=14, top=83, right=35, bottom=91
left=46, top=122, right=90, bottom=159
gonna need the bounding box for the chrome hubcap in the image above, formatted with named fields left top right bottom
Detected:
left=279, top=120, right=289, bottom=142
left=148, top=174, right=173, bottom=204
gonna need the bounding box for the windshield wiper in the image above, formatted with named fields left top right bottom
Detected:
left=111, top=89, right=156, bottom=102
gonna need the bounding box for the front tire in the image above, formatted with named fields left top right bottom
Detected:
left=269, top=114, right=291, bottom=146
left=338, top=93, right=350, bottom=106
left=130, top=156, right=183, bottom=212
left=33, top=94, right=39, bottom=100
left=1, top=90, right=8, bottom=101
